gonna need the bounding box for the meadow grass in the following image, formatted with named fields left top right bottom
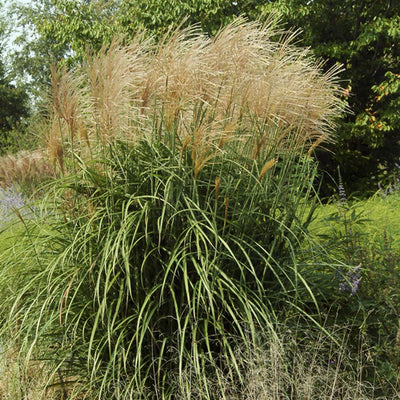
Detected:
left=306, top=190, right=400, bottom=397
left=311, top=192, right=400, bottom=245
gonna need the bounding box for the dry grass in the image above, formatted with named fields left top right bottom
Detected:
left=178, top=328, right=379, bottom=400
left=45, top=18, right=345, bottom=175
left=0, top=328, right=379, bottom=400
left=0, top=346, right=73, bottom=400
left=0, top=150, right=53, bottom=190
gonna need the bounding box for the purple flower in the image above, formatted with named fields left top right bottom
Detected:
left=338, top=183, right=347, bottom=208
left=339, top=264, right=362, bottom=295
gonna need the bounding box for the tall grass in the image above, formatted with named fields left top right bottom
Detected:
left=177, top=323, right=377, bottom=400
left=0, top=19, right=346, bottom=399
left=45, top=19, right=343, bottom=172
left=0, top=150, right=53, bottom=192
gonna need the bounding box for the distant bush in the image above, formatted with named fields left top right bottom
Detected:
left=0, top=61, right=30, bottom=154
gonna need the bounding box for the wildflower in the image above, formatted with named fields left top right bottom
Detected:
left=339, top=264, right=362, bottom=295
left=338, top=183, right=347, bottom=208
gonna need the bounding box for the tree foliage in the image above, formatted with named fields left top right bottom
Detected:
left=258, top=0, right=400, bottom=194
left=0, top=62, right=28, bottom=144
left=0, top=4, right=29, bottom=152
left=10, top=0, right=261, bottom=82
left=8, top=0, right=81, bottom=96
left=117, top=0, right=256, bottom=38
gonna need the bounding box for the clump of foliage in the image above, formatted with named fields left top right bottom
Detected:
left=0, top=1, right=31, bottom=154
left=0, top=20, right=345, bottom=399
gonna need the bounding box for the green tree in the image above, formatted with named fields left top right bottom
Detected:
left=257, top=0, right=400, bottom=195
left=12, top=0, right=260, bottom=65
left=117, top=0, right=258, bottom=38
left=0, top=2, right=29, bottom=152
left=32, top=0, right=119, bottom=59
left=9, top=0, right=262, bottom=101
left=8, top=0, right=77, bottom=97
left=0, top=61, right=28, bottom=148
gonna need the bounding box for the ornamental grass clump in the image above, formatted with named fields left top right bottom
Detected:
left=45, top=19, right=343, bottom=173
left=0, top=19, right=345, bottom=399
